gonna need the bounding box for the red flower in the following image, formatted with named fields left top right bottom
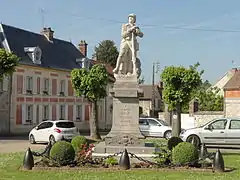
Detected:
left=89, top=144, right=95, bottom=147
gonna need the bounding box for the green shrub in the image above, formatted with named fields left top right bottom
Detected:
left=71, top=136, right=87, bottom=152
left=50, top=141, right=75, bottom=165
left=172, top=142, right=199, bottom=165
left=153, top=145, right=172, bottom=165
left=167, top=136, right=183, bottom=150
left=104, top=157, right=118, bottom=166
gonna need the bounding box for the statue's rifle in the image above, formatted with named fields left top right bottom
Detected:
left=131, top=30, right=137, bottom=75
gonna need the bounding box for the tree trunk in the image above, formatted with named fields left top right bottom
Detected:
left=89, top=101, right=101, bottom=140
left=164, top=104, right=171, bottom=126
left=172, top=103, right=181, bottom=137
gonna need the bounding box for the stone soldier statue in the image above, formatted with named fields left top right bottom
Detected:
left=113, top=13, right=143, bottom=78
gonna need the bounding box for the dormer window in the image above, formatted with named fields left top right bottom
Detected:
left=76, top=58, right=91, bottom=70
left=24, top=47, right=42, bottom=64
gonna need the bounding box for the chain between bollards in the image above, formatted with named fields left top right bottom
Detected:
left=23, top=143, right=225, bottom=172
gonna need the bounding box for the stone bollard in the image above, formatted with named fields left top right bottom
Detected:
left=23, top=147, right=34, bottom=170
left=213, top=149, right=225, bottom=172
left=119, top=149, right=130, bottom=170
left=199, top=143, right=208, bottom=159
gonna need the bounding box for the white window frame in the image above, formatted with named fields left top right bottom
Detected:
left=26, top=104, right=33, bottom=122
left=36, top=105, right=40, bottom=124
left=43, top=105, right=49, bottom=120
left=36, top=77, right=41, bottom=94
left=60, top=104, right=65, bottom=120
left=81, top=58, right=90, bottom=70
left=60, top=80, right=65, bottom=92
left=76, top=105, right=83, bottom=121
left=26, top=76, right=33, bottom=92
left=43, top=78, right=49, bottom=92
left=60, top=80, right=65, bottom=95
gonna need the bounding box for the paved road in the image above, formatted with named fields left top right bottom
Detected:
left=1, top=136, right=240, bottom=154
left=0, top=138, right=45, bottom=153
left=0, top=135, right=94, bottom=154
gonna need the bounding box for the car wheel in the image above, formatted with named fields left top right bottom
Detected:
left=49, top=135, right=56, bottom=145
left=186, top=135, right=201, bottom=148
left=29, top=134, right=36, bottom=144
left=164, top=130, right=172, bottom=139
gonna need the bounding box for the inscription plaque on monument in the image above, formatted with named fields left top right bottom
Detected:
left=119, top=105, right=131, bottom=126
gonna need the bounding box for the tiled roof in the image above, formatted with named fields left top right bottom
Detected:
left=224, top=70, right=240, bottom=90
left=1, top=24, right=84, bottom=71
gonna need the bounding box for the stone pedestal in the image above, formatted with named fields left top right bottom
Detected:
left=105, top=75, right=144, bottom=142
left=94, top=74, right=155, bottom=154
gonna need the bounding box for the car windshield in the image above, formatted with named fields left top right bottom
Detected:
left=156, top=119, right=169, bottom=126
left=198, top=119, right=219, bottom=128
left=56, top=122, right=75, bottom=128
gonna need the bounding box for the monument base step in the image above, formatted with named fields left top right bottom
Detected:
left=92, top=153, right=157, bottom=158
left=92, top=152, right=157, bottom=163
left=93, top=141, right=156, bottom=154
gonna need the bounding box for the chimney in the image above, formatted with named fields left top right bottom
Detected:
left=41, top=27, right=54, bottom=42
left=78, top=40, right=88, bottom=57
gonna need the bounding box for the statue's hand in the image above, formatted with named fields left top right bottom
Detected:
left=128, top=26, right=137, bottom=33
left=135, top=28, right=140, bottom=34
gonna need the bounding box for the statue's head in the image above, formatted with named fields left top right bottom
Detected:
left=128, top=13, right=136, bottom=24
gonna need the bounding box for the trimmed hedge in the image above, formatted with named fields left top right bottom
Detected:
left=172, top=142, right=199, bottom=165
left=71, top=136, right=87, bottom=153
left=167, top=136, right=183, bottom=150
left=50, top=141, right=75, bottom=165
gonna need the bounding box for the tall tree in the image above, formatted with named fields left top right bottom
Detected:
left=0, top=49, right=20, bottom=80
left=92, top=40, right=119, bottom=67
left=161, top=63, right=203, bottom=136
left=181, top=79, right=213, bottom=113
left=71, top=64, right=109, bottom=140
left=200, top=80, right=211, bottom=90
left=195, top=86, right=224, bottom=111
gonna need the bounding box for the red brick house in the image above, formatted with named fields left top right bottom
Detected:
left=0, top=24, right=113, bottom=134
left=223, top=69, right=240, bottom=117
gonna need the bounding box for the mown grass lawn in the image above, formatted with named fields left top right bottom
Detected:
left=0, top=151, right=240, bottom=180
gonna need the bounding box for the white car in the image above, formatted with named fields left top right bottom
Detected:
left=29, top=120, right=79, bottom=144
left=139, top=117, right=172, bottom=139
left=180, top=117, right=240, bottom=148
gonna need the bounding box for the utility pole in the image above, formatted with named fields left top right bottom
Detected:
left=151, top=62, right=160, bottom=117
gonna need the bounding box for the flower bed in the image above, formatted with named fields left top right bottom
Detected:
left=25, top=136, right=229, bottom=173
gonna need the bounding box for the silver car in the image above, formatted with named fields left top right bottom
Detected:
left=139, top=117, right=172, bottom=139
left=180, top=117, right=240, bottom=147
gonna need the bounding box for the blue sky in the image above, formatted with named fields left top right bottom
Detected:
left=1, top=0, right=240, bottom=84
